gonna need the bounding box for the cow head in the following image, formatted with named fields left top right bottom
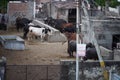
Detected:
left=42, top=28, right=52, bottom=35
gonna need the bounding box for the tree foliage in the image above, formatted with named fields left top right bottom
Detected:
left=0, top=0, right=9, bottom=12
left=95, top=0, right=120, bottom=7
left=94, top=0, right=105, bottom=6
left=109, top=0, right=120, bottom=7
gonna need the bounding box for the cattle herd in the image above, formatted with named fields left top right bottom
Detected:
left=44, top=17, right=98, bottom=60
left=15, top=17, right=52, bottom=40
left=0, top=16, right=99, bottom=61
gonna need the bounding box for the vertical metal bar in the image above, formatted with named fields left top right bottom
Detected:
left=109, top=69, right=112, bottom=80
left=50, top=0, right=52, bottom=17
left=76, top=49, right=79, bottom=80
left=33, top=1, right=36, bottom=19
left=75, top=0, right=80, bottom=80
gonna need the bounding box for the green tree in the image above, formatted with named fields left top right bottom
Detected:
left=95, top=0, right=105, bottom=6
left=0, top=0, right=9, bottom=13
left=95, top=0, right=120, bottom=7
left=109, top=0, right=120, bottom=7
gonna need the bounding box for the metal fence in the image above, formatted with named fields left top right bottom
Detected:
left=5, top=65, right=61, bottom=80
left=112, top=74, right=120, bottom=80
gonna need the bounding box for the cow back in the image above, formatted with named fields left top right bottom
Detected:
left=65, top=32, right=76, bottom=41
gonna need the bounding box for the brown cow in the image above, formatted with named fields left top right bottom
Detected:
left=64, top=32, right=76, bottom=41
left=64, top=32, right=83, bottom=42
left=62, top=23, right=73, bottom=29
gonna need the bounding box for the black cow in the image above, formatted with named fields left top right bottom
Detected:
left=67, top=42, right=98, bottom=60
left=0, top=23, right=7, bottom=31
left=15, top=17, right=32, bottom=32
left=44, top=17, right=54, bottom=26
left=62, top=26, right=76, bottom=33
left=53, top=19, right=67, bottom=32
left=68, top=40, right=76, bottom=57
left=0, top=15, right=7, bottom=31
left=22, top=23, right=35, bottom=39
left=83, top=43, right=98, bottom=61
left=44, top=17, right=67, bottom=32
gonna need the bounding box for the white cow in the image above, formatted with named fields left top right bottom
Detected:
left=27, top=26, right=51, bottom=41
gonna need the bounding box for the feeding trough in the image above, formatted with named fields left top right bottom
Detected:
left=0, top=35, right=25, bottom=50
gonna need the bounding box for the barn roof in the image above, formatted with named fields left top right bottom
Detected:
left=35, top=0, right=51, bottom=3
left=52, top=0, right=76, bottom=9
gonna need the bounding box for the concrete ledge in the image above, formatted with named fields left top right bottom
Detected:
left=33, top=19, right=59, bottom=32
left=48, top=32, right=67, bottom=42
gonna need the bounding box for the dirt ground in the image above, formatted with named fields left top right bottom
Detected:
left=0, top=28, right=75, bottom=65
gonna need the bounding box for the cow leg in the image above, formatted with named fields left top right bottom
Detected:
left=68, top=41, right=73, bottom=57
left=69, top=52, right=74, bottom=57
left=4, top=25, right=7, bottom=31
left=67, top=41, right=69, bottom=53
left=35, top=36, right=38, bottom=39
left=23, top=30, right=29, bottom=39
left=71, top=52, right=74, bottom=57
left=41, top=34, right=45, bottom=42
left=27, top=34, right=32, bottom=41
left=40, top=35, right=43, bottom=41
left=68, top=49, right=73, bottom=57
left=83, top=56, right=87, bottom=61
left=68, top=52, right=72, bottom=57
left=16, top=26, right=19, bottom=32
left=3, top=24, right=7, bottom=31
left=16, top=23, right=21, bottom=32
